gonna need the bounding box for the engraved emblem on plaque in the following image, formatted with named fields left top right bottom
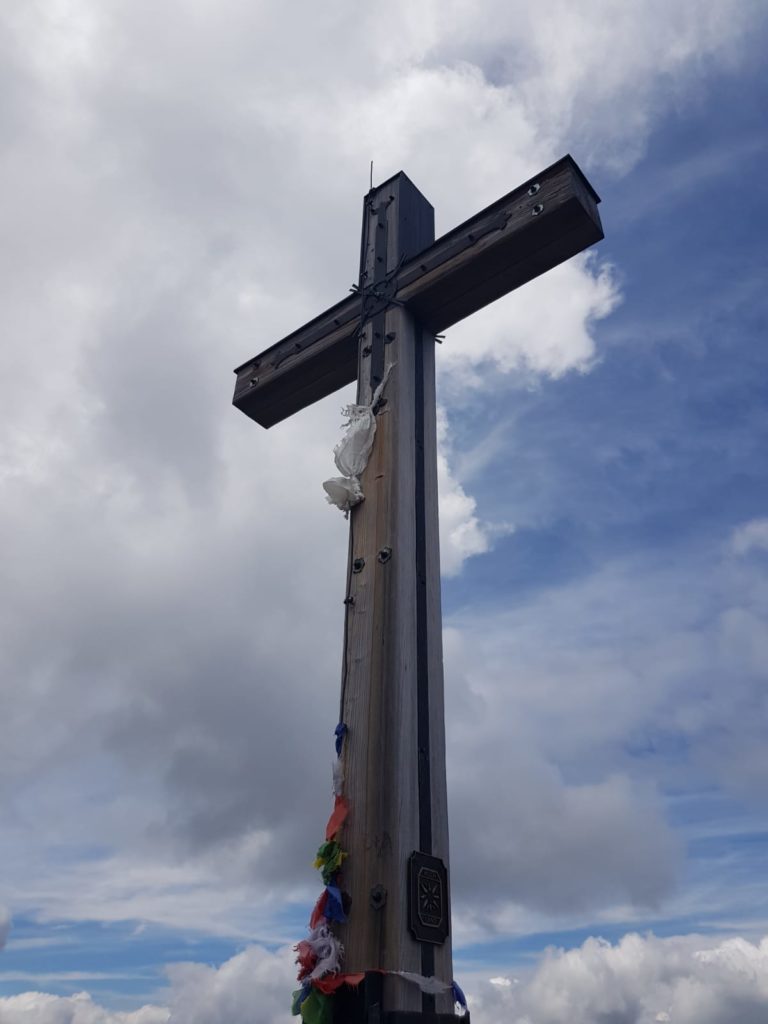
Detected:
left=408, top=851, right=449, bottom=944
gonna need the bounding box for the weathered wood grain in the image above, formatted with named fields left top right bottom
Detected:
left=335, top=180, right=451, bottom=1013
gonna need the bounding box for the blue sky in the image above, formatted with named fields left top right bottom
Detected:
left=1, top=3, right=768, bottom=1023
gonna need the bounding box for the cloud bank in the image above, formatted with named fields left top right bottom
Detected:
left=4, top=934, right=768, bottom=1024
left=0, top=0, right=766, bottom=1003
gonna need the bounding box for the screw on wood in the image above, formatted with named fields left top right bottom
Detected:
left=248, top=376, right=259, bottom=387
left=343, top=595, right=355, bottom=606
left=527, top=182, right=541, bottom=196
left=352, top=557, right=365, bottom=574
left=532, top=203, right=544, bottom=216
left=377, top=547, right=392, bottom=564
left=369, top=884, right=387, bottom=910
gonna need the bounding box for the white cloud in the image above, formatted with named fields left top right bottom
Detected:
left=428, top=0, right=759, bottom=173
left=437, top=407, right=511, bottom=576
left=4, top=933, right=768, bottom=1024
left=0, top=991, right=168, bottom=1024
left=469, top=933, right=768, bottom=1024
left=440, top=254, right=621, bottom=384
left=163, top=946, right=295, bottom=1024
left=732, top=518, right=768, bottom=556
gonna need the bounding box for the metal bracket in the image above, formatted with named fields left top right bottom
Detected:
left=361, top=275, right=399, bottom=322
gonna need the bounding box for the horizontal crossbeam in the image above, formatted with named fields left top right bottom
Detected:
left=233, top=154, right=602, bottom=428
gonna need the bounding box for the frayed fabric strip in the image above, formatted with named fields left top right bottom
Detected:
left=305, top=923, right=344, bottom=981
left=309, top=889, right=329, bottom=930
left=392, top=971, right=454, bottom=995
left=452, top=980, right=468, bottom=1011
left=325, top=795, right=349, bottom=841
left=313, top=972, right=365, bottom=996
left=322, top=475, right=363, bottom=513
left=299, top=989, right=333, bottom=1024
left=291, top=983, right=312, bottom=1015
left=332, top=758, right=344, bottom=797
left=384, top=970, right=469, bottom=1011
left=306, top=969, right=468, bottom=1012
left=313, top=840, right=347, bottom=884
left=293, top=725, right=352, bottom=1015
left=334, top=723, right=347, bottom=758
left=322, top=365, right=395, bottom=512
left=323, top=884, right=347, bottom=923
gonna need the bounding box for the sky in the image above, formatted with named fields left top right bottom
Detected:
left=1, top=1, right=768, bottom=1022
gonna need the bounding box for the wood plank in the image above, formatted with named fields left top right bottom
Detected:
left=233, top=155, right=602, bottom=429
left=335, top=180, right=447, bottom=1014
left=235, top=327, right=359, bottom=428
left=232, top=298, right=360, bottom=427
left=400, top=192, right=602, bottom=332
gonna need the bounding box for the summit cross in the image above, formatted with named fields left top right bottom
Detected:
left=232, top=157, right=604, bottom=1024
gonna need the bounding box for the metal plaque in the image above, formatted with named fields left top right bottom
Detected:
left=408, top=851, right=449, bottom=944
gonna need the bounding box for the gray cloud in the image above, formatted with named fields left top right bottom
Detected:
left=0, top=0, right=765, bottom=965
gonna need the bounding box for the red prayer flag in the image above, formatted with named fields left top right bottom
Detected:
left=325, top=795, right=350, bottom=841
left=309, top=890, right=329, bottom=929
left=313, top=973, right=365, bottom=995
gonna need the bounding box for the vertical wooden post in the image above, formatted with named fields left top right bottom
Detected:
left=336, top=175, right=453, bottom=1017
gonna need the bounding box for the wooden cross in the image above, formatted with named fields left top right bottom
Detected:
left=232, top=157, right=603, bottom=1022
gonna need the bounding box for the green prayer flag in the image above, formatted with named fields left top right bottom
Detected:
left=300, top=990, right=332, bottom=1024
